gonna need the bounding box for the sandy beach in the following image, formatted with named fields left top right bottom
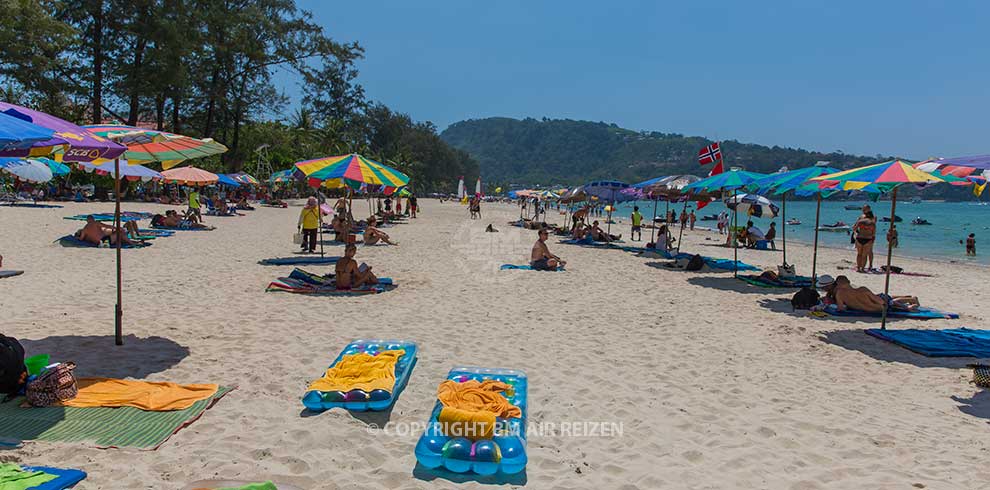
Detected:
left=2, top=199, right=989, bottom=489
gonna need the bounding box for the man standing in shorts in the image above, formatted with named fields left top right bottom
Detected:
left=187, top=187, right=202, bottom=223
left=630, top=206, right=643, bottom=241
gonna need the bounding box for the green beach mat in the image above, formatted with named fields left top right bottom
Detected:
left=0, top=386, right=233, bottom=449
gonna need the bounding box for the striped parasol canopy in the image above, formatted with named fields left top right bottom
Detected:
left=269, top=169, right=296, bottom=183
left=912, top=159, right=989, bottom=185
left=0, top=102, right=125, bottom=162
left=683, top=169, right=765, bottom=193
left=0, top=111, right=64, bottom=155
left=0, top=158, right=53, bottom=182
left=160, top=166, right=219, bottom=186
left=78, top=160, right=163, bottom=181
left=228, top=172, right=259, bottom=185
left=810, top=160, right=944, bottom=191
left=30, top=157, right=71, bottom=176
left=84, top=124, right=227, bottom=169
left=294, top=153, right=410, bottom=188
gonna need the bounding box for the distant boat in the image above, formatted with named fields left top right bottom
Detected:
left=818, top=222, right=851, bottom=232
left=844, top=204, right=861, bottom=210
left=910, top=197, right=922, bottom=204
left=911, top=217, right=931, bottom=225
left=881, top=215, right=903, bottom=223
left=699, top=214, right=718, bottom=221
left=786, top=218, right=801, bottom=225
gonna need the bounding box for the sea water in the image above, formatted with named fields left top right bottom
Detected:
left=607, top=200, right=990, bottom=265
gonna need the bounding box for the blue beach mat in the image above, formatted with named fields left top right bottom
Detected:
left=56, top=235, right=151, bottom=249
left=559, top=237, right=624, bottom=247
left=19, top=466, right=87, bottom=489
left=738, top=274, right=813, bottom=288
left=500, top=264, right=564, bottom=271
left=865, top=328, right=990, bottom=357
left=64, top=214, right=141, bottom=222
left=258, top=256, right=341, bottom=266
left=151, top=224, right=214, bottom=231
left=823, top=304, right=959, bottom=320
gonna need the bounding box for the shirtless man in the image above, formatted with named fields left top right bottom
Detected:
left=363, top=217, right=397, bottom=245
left=531, top=229, right=565, bottom=271
left=77, top=215, right=114, bottom=245
left=571, top=205, right=590, bottom=229
left=163, top=210, right=212, bottom=229
left=335, top=244, right=378, bottom=289
left=828, top=275, right=919, bottom=313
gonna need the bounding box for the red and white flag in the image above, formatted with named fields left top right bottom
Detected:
left=708, top=160, right=724, bottom=177
left=698, top=142, right=721, bottom=165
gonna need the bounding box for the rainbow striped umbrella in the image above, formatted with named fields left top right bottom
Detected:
left=809, top=160, right=944, bottom=191
left=269, top=169, right=296, bottom=183
left=294, top=153, right=410, bottom=188
left=84, top=124, right=227, bottom=169
left=229, top=172, right=259, bottom=185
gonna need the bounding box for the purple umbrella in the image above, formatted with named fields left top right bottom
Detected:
left=0, top=102, right=126, bottom=162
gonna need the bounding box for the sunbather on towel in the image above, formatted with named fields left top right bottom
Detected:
left=164, top=210, right=211, bottom=229
left=331, top=214, right=350, bottom=242
left=571, top=222, right=588, bottom=240
left=77, top=215, right=114, bottom=245
left=590, top=220, right=619, bottom=242
left=531, top=228, right=565, bottom=270
left=824, top=275, right=920, bottom=313
left=335, top=244, right=378, bottom=289
left=364, top=217, right=397, bottom=245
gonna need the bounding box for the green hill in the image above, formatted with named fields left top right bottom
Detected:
left=440, top=117, right=887, bottom=185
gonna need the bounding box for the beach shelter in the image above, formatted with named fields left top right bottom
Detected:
left=85, top=124, right=227, bottom=170
left=0, top=102, right=126, bottom=162
left=749, top=164, right=841, bottom=271
left=229, top=172, right=260, bottom=186
left=217, top=173, right=242, bottom=187
left=269, top=168, right=296, bottom=183
left=0, top=158, right=53, bottom=183
left=642, top=175, right=706, bottom=246
left=683, top=169, right=765, bottom=276
left=0, top=111, right=64, bottom=156
left=810, top=160, right=945, bottom=328
left=584, top=181, right=632, bottom=235
left=161, top=166, right=219, bottom=185
left=77, top=160, right=163, bottom=182
left=36, top=157, right=71, bottom=176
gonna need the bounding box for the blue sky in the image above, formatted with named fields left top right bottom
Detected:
left=289, top=0, right=988, bottom=159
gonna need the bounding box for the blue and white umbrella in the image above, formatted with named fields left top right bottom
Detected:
left=724, top=193, right=779, bottom=218
left=0, top=158, right=54, bottom=183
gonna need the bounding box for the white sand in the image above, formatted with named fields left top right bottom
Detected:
left=1, top=199, right=988, bottom=489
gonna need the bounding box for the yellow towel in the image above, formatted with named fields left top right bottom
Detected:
left=439, top=406, right=497, bottom=440
left=307, top=349, right=405, bottom=393
left=436, top=379, right=521, bottom=419
left=60, top=378, right=219, bottom=411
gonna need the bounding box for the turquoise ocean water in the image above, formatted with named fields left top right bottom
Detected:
left=609, top=199, right=990, bottom=265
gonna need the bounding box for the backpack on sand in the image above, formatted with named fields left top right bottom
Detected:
left=791, top=287, right=820, bottom=310
left=685, top=254, right=705, bottom=271
left=0, top=335, right=26, bottom=401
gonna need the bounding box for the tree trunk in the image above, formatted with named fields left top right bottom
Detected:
left=91, top=0, right=104, bottom=124
left=155, top=95, right=165, bottom=130
left=126, top=37, right=148, bottom=125
left=170, top=92, right=181, bottom=133
left=203, top=66, right=220, bottom=137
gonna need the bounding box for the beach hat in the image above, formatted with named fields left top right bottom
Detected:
left=816, top=274, right=835, bottom=288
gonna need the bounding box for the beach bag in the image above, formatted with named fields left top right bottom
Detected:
left=969, top=364, right=990, bottom=388
left=293, top=232, right=303, bottom=245
left=26, top=362, right=77, bottom=407
left=778, top=264, right=796, bottom=278
left=791, top=288, right=820, bottom=310
left=685, top=254, right=705, bottom=271
left=151, top=214, right=165, bottom=226
left=0, top=335, right=26, bottom=401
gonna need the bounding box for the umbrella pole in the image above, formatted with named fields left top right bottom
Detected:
left=781, top=193, right=787, bottom=266
left=880, top=188, right=898, bottom=330
left=316, top=187, right=324, bottom=258
left=650, top=198, right=658, bottom=244
left=811, top=193, right=822, bottom=285
left=113, top=158, right=123, bottom=346
left=732, top=188, right=739, bottom=278
left=675, top=199, right=688, bottom=254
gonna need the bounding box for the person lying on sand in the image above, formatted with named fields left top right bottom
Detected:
left=590, top=221, right=619, bottom=242
left=822, top=275, right=919, bottom=313
left=363, top=217, right=397, bottom=245
left=163, top=210, right=212, bottom=229
left=531, top=229, right=565, bottom=271
left=77, top=215, right=115, bottom=245
left=335, top=244, right=378, bottom=289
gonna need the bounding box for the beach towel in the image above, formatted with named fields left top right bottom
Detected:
left=499, top=264, right=564, bottom=271
left=266, top=268, right=395, bottom=295
left=0, top=463, right=57, bottom=490
left=0, top=270, right=24, bottom=279
left=136, top=229, right=175, bottom=237
left=660, top=250, right=759, bottom=272
left=738, top=274, right=813, bottom=288
left=822, top=304, right=959, bottom=320
left=64, top=214, right=141, bottom=222
left=437, top=379, right=521, bottom=419
left=0, top=387, right=233, bottom=449
left=257, top=256, right=340, bottom=266
left=859, top=268, right=933, bottom=277
left=439, top=406, right=498, bottom=441
left=302, top=340, right=417, bottom=412
left=61, top=378, right=219, bottom=411
left=559, top=237, right=624, bottom=247
left=56, top=235, right=151, bottom=249
left=864, top=328, right=990, bottom=357
left=151, top=224, right=214, bottom=231
left=18, top=466, right=86, bottom=490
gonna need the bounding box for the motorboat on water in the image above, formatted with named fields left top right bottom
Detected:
left=817, top=221, right=851, bottom=232
left=786, top=218, right=801, bottom=225
left=881, top=215, right=903, bottom=223
left=699, top=214, right=719, bottom=221
left=844, top=204, right=862, bottom=210
left=911, top=217, right=931, bottom=225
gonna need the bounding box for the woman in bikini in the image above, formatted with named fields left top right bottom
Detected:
left=853, top=205, right=877, bottom=272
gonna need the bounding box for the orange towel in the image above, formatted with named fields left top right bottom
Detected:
left=60, top=378, right=219, bottom=411
left=307, top=349, right=405, bottom=393
left=436, top=379, right=521, bottom=419
left=438, top=406, right=497, bottom=440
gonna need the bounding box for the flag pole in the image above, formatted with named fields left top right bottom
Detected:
left=880, top=187, right=899, bottom=330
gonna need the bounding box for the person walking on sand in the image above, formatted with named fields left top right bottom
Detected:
left=630, top=206, right=643, bottom=241
left=689, top=210, right=696, bottom=231
left=297, top=197, right=321, bottom=253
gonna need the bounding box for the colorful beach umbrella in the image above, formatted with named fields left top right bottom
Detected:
left=229, top=172, right=259, bottom=185
left=294, top=153, right=410, bottom=188
left=29, top=157, right=71, bottom=176
left=724, top=193, right=779, bottom=218
left=160, top=166, right=219, bottom=186
left=0, top=158, right=53, bottom=183
left=683, top=169, right=764, bottom=193
left=0, top=102, right=125, bottom=161
left=269, top=169, right=296, bottom=183
left=84, top=124, right=227, bottom=170
left=0, top=111, right=63, bottom=155
left=216, top=173, right=242, bottom=187
left=77, top=160, right=163, bottom=182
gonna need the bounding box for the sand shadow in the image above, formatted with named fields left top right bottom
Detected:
left=952, top=390, right=990, bottom=420
left=18, top=334, right=190, bottom=378
left=412, top=463, right=527, bottom=486
left=2, top=203, right=64, bottom=209
left=756, top=298, right=909, bottom=325
left=686, top=276, right=786, bottom=295
left=817, top=329, right=973, bottom=369
left=644, top=261, right=734, bottom=274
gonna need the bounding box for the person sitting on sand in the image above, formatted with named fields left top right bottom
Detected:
left=764, top=222, right=776, bottom=249
left=235, top=195, right=253, bottom=210
left=77, top=215, right=115, bottom=245
left=163, top=210, right=211, bottom=229
left=364, top=217, right=397, bottom=245
left=531, top=228, right=565, bottom=271
left=656, top=225, right=673, bottom=251
left=335, top=243, right=378, bottom=289
left=571, top=222, right=589, bottom=240
left=331, top=214, right=350, bottom=242
left=590, top=220, right=619, bottom=242
left=823, top=275, right=920, bottom=313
